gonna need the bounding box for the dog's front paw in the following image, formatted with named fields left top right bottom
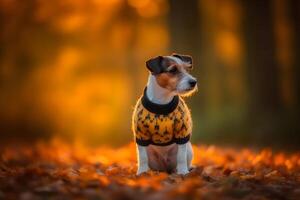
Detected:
left=136, top=166, right=150, bottom=175
left=176, top=166, right=189, bottom=175
left=177, top=169, right=189, bottom=175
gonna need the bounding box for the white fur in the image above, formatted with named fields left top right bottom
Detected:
left=166, top=55, right=187, bottom=66
left=176, top=143, right=189, bottom=174
left=136, top=71, right=195, bottom=175
left=136, top=145, right=149, bottom=175
left=146, top=75, right=175, bottom=104
left=177, top=72, right=197, bottom=95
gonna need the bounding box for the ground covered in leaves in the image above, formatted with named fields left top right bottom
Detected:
left=0, top=139, right=300, bottom=200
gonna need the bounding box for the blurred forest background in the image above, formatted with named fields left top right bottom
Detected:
left=0, top=0, right=299, bottom=149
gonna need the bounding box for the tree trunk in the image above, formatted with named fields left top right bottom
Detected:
left=288, top=0, right=300, bottom=108
left=242, top=0, right=282, bottom=114
left=168, top=0, right=200, bottom=55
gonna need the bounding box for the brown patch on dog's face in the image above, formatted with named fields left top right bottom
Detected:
left=155, top=72, right=180, bottom=91
left=154, top=61, right=186, bottom=91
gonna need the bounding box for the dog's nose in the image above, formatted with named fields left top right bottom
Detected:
left=189, top=79, right=197, bottom=87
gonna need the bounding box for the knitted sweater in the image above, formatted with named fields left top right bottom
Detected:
left=132, top=88, right=192, bottom=146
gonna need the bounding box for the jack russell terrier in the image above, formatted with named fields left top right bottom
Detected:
left=132, top=53, right=197, bottom=175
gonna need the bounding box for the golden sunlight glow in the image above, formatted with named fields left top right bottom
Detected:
left=0, top=0, right=299, bottom=150
left=215, top=31, right=241, bottom=67
left=129, top=0, right=168, bottom=18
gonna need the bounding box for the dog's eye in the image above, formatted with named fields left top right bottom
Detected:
left=168, top=67, right=178, bottom=74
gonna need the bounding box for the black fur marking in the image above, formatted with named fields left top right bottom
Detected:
left=146, top=56, right=164, bottom=74
left=172, top=53, right=193, bottom=66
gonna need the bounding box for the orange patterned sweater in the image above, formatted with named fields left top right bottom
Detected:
left=132, top=88, right=192, bottom=146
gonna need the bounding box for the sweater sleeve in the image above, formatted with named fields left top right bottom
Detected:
left=133, top=102, right=151, bottom=146
left=174, top=128, right=191, bottom=144
left=173, top=100, right=192, bottom=144
left=135, top=126, right=151, bottom=146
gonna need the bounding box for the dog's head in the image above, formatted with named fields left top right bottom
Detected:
left=146, top=53, right=197, bottom=96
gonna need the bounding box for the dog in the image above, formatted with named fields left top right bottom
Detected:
left=132, top=53, right=197, bottom=175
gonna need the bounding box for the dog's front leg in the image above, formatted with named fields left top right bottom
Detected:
left=176, top=143, right=189, bottom=175
left=137, top=145, right=149, bottom=175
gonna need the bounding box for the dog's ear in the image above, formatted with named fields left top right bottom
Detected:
left=172, top=53, right=193, bottom=68
left=146, top=56, right=165, bottom=74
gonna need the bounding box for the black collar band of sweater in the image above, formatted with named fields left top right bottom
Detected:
left=141, top=87, right=179, bottom=115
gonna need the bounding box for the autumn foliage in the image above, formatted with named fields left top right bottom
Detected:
left=0, top=139, right=299, bottom=200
